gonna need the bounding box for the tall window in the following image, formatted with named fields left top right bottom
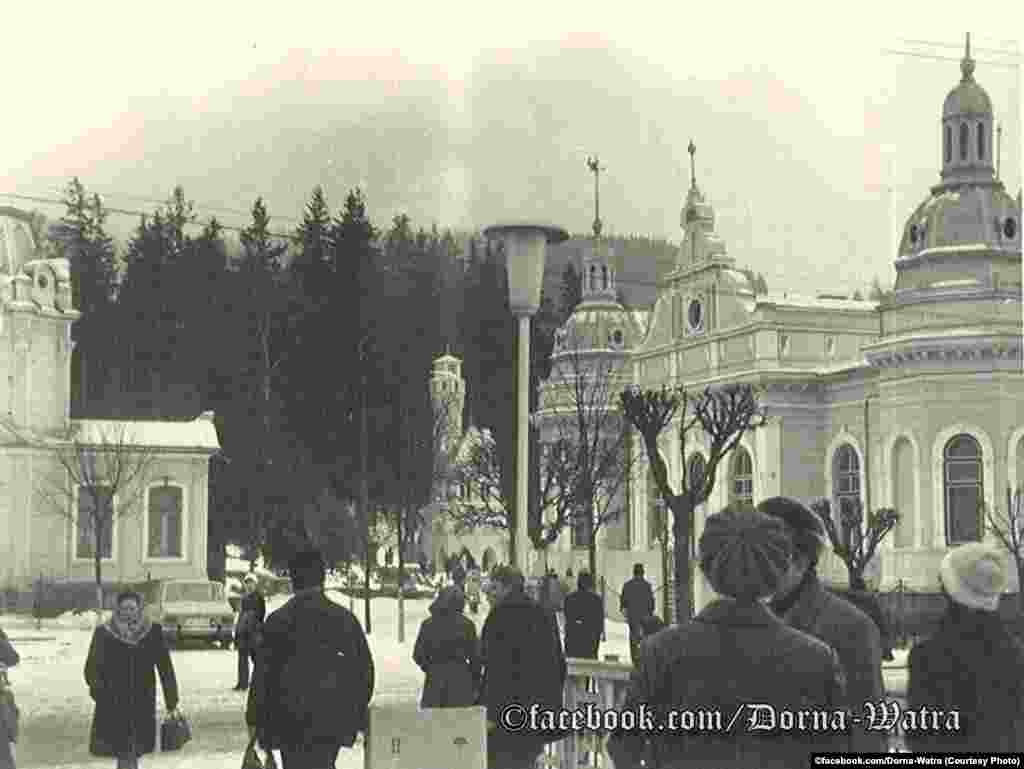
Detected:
left=891, top=438, right=916, bottom=548
left=730, top=447, right=754, bottom=508
left=944, top=125, right=952, bottom=163
left=147, top=485, right=183, bottom=558
left=977, top=122, right=986, bottom=160
left=648, top=469, right=664, bottom=549
left=960, top=122, right=969, bottom=161
left=944, top=434, right=983, bottom=545
left=572, top=506, right=592, bottom=548
left=76, top=485, right=114, bottom=560
left=833, top=444, right=861, bottom=520
left=687, top=453, right=706, bottom=557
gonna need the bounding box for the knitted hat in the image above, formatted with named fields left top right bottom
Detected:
left=756, top=496, right=829, bottom=560
left=699, top=507, right=793, bottom=601
left=939, top=543, right=1007, bottom=612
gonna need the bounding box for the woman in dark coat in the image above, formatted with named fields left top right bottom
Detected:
left=234, top=574, right=266, bottom=690
left=84, top=591, right=179, bottom=769
left=907, top=543, right=1024, bottom=752
left=563, top=571, right=604, bottom=659
left=413, top=586, right=481, bottom=708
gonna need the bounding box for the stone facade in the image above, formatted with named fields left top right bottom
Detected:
left=0, top=206, right=219, bottom=591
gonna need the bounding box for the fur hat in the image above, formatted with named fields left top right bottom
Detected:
left=699, top=507, right=793, bottom=601
left=756, top=496, right=829, bottom=560
left=939, top=543, right=1007, bottom=612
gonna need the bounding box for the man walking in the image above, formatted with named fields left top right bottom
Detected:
left=619, top=564, right=655, bottom=666
left=480, top=566, right=566, bottom=769
left=563, top=572, right=603, bottom=660
left=247, top=549, right=374, bottom=769
left=756, top=497, right=886, bottom=753
left=233, top=575, right=266, bottom=691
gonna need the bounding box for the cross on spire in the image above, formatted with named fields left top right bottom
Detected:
left=961, top=32, right=976, bottom=81
left=586, top=155, right=604, bottom=238
left=688, top=139, right=697, bottom=189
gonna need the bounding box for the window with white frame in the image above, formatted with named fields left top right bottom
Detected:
left=833, top=444, right=860, bottom=525
left=147, top=485, right=183, bottom=558
left=571, top=506, right=592, bottom=549
left=687, top=453, right=705, bottom=557
left=944, top=434, right=983, bottom=545
left=76, top=485, right=114, bottom=560
left=731, top=447, right=754, bottom=508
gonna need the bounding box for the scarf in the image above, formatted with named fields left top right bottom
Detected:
left=105, top=613, right=153, bottom=646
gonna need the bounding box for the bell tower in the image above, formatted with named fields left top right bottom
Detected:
left=581, top=155, right=617, bottom=302
left=430, top=348, right=465, bottom=454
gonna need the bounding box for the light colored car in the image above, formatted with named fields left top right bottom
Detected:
left=137, top=579, right=236, bottom=648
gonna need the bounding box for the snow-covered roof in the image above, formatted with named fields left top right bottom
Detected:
left=72, top=415, right=219, bottom=453
left=757, top=293, right=879, bottom=312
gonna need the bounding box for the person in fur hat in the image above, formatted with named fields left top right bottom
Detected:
left=608, top=506, right=846, bottom=769
left=907, top=542, right=1024, bottom=752
left=412, top=586, right=481, bottom=708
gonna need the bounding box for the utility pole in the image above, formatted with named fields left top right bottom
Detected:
left=360, top=335, right=372, bottom=635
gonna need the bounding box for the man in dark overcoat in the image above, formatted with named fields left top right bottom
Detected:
left=234, top=574, right=266, bottom=690
left=563, top=571, right=604, bottom=659
left=246, top=549, right=374, bottom=769
left=619, top=564, right=654, bottom=666
left=84, top=591, right=179, bottom=769
left=480, top=565, right=567, bottom=769
left=757, top=497, right=886, bottom=753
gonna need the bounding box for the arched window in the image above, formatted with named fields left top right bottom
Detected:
left=891, top=438, right=915, bottom=548
left=730, top=447, right=754, bottom=508
left=977, top=122, right=986, bottom=160
left=959, top=122, right=969, bottom=161
left=589, top=265, right=596, bottom=291
left=147, top=485, right=183, bottom=558
left=687, top=453, right=706, bottom=557
left=944, top=434, right=983, bottom=544
left=832, top=444, right=860, bottom=520
left=944, top=125, right=952, bottom=163
left=76, top=485, right=114, bottom=560
left=572, top=506, right=592, bottom=549
left=602, top=265, right=609, bottom=289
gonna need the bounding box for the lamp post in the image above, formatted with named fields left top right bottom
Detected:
left=483, top=223, right=568, bottom=574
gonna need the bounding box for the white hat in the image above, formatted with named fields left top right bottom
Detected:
left=939, top=543, right=1008, bottom=612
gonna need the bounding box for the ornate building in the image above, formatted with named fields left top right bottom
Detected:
left=0, top=206, right=219, bottom=594
left=624, top=36, right=1022, bottom=608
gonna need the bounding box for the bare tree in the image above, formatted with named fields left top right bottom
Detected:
left=619, top=384, right=767, bottom=622
left=985, top=485, right=1024, bottom=612
left=810, top=498, right=899, bottom=592
left=536, top=334, right=639, bottom=579
left=26, top=420, right=158, bottom=624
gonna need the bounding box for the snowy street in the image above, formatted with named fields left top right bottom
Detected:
left=4, top=591, right=907, bottom=767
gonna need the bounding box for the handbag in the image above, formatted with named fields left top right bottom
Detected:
left=241, top=733, right=278, bottom=769
left=161, top=710, right=192, bottom=751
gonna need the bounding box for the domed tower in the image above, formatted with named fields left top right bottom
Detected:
left=893, top=34, right=1021, bottom=309
left=429, top=349, right=465, bottom=454
left=679, top=139, right=728, bottom=266
left=0, top=207, right=79, bottom=436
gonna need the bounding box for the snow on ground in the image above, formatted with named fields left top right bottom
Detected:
left=3, top=594, right=908, bottom=767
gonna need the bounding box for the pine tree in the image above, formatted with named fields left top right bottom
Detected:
left=559, top=261, right=582, bottom=321
left=292, top=186, right=334, bottom=305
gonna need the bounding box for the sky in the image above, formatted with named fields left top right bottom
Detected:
left=1, top=0, right=1021, bottom=296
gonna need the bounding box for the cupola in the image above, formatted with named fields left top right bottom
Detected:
left=940, top=33, right=995, bottom=186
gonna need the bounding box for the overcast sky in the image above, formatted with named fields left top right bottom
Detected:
left=2, top=1, right=1021, bottom=295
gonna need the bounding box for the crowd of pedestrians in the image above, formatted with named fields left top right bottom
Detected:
left=1, top=492, right=1023, bottom=768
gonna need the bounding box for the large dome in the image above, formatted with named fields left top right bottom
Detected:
left=553, top=298, right=645, bottom=357
left=899, top=183, right=1021, bottom=257
left=943, top=78, right=992, bottom=118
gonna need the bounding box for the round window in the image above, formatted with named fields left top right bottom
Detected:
left=909, top=224, right=919, bottom=244
left=38, top=274, right=48, bottom=290
left=1005, top=217, right=1017, bottom=239
left=688, top=299, right=703, bottom=330
left=612, top=330, right=624, bottom=346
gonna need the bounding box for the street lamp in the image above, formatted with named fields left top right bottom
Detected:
left=483, top=223, right=569, bottom=574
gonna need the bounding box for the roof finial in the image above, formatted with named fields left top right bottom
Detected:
left=586, top=155, right=603, bottom=238
left=687, top=139, right=697, bottom=190
left=961, top=32, right=976, bottom=81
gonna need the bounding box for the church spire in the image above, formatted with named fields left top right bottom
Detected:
left=587, top=155, right=603, bottom=238
left=688, top=139, right=697, bottom=190
left=961, top=32, right=975, bottom=81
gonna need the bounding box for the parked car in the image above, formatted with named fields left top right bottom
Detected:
left=130, top=579, right=235, bottom=648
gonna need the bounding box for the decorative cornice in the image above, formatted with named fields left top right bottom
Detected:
left=864, top=332, right=1022, bottom=369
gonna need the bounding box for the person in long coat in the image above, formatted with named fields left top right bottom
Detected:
left=84, top=591, right=179, bottom=769
left=233, top=574, right=266, bottom=690
left=757, top=496, right=887, bottom=753
left=413, top=586, right=481, bottom=708
left=563, top=572, right=604, bottom=659
left=619, top=564, right=655, bottom=666
left=0, top=626, right=19, bottom=769
left=480, top=565, right=567, bottom=769
left=907, top=542, right=1024, bottom=752
left=608, top=507, right=846, bottom=769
